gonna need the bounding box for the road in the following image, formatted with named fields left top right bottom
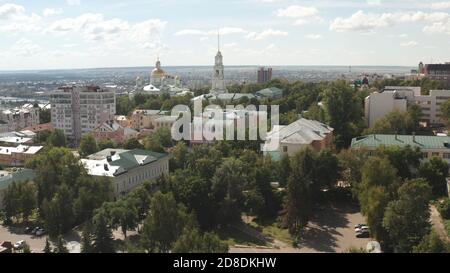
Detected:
left=430, top=205, right=450, bottom=243
left=230, top=204, right=370, bottom=253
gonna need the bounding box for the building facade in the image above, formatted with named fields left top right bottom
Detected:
left=262, top=118, right=334, bottom=160
left=351, top=134, right=450, bottom=164
left=257, top=67, right=273, bottom=84
left=0, top=107, right=40, bottom=132
left=425, top=63, right=450, bottom=88
left=92, top=120, right=138, bottom=145
left=50, top=85, right=116, bottom=144
left=81, top=149, right=169, bottom=198
left=211, top=35, right=227, bottom=95
left=365, top=86, right=450, bottom=127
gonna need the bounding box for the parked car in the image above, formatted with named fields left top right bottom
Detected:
left=31, top=227, right=40, bottom=235
left=356, top=230, right=370, bottom=238
left=24, top=227, right=33, bottom=234
left=35, top=228, right=46, bottom=236
left=13, top=240, right=26, bottom=250
left=355, top=225, right=369, bottom=233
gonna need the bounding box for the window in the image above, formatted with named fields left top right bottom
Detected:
left=432, top=152, right=440, bottom=157
left=443, top=153, right=450, bottom=159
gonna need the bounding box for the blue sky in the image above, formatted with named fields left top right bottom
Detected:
left=1, top=0, right=450, bottom=70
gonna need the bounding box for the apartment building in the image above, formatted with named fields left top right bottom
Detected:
left=50, top=85, right=116, bottom=144
left=0, top=107, right=40, bottom=132
left=365, top=86, right=450, bottom=127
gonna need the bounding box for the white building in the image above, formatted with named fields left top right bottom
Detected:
left=0, top=107, right=40, bottom=132
left=211, top=36, right=227, bottom=95
left=262, top=118, right=334, bottom=161
left=365, top=86, right=450, bottom=127
left=81, top=148, right=169, bottom=198
left=50, top=85, right=116, bottom=144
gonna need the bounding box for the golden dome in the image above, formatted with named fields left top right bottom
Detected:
left=151, top=68, right=165, bottom=78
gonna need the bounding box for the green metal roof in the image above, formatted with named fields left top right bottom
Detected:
left=351, top=134, right=450, bottom=150
left=0, top=169, right=35, bottom=191
left=109, top=149, right=168, bottom=172
left=256, top=87, right=283, bottom=97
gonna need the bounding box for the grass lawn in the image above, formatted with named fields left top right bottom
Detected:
left=216, top=226, right=266, bottom=247
left=248, top=218, right=293, bottom=245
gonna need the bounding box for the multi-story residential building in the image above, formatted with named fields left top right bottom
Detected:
left=81, top=148, right=169, bottom=198
left=365, top=86, right=450, bottom=127
left=425, top=63, right=450, bottom=88
left=50, top=85, right=116, bottom=144
left=262, top=118, right=334, bottom=160
left=0, top=107, right=40, bottom=132
left=351, top=134, right=450, bottom=164
left=257, top=67, right=273, bottom=84
left=92, top=120, right=138, bottom=145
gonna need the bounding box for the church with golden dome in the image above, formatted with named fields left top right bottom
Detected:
left=132, top=57, right=191, bottom=97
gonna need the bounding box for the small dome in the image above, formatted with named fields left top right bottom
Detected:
left=151, top=68, right=165, bottom=78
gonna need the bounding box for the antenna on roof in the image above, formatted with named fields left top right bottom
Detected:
left=218, top=30, right=220, bottom=52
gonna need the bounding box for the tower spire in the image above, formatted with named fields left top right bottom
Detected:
left=218, top=31, right=220, bottom=52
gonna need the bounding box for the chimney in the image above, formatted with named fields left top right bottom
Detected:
left=106, top=156, right=112, bottom=162
left=395, top=132, right=398, bottom=141
left=413, top=132, right=416, bottom=143
left=104, top=164, right=109, bottom=171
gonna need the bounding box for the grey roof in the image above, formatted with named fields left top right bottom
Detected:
left=0, top=169, right=35, bottom=191
left=351, top=134, right=450, bottom=150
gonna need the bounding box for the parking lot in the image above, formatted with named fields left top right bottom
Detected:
left=0, top=224, right=47, bottom=253
left=231, top=204, right=371, bottom=253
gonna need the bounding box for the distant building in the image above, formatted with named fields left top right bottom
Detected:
left=50, top=85, right=116, bottom=144
left=262, top=118, right=334, bottom=160
left=257, top=67, right=273, bottom=84
left=0, top=107, right=40, bottom=132
left=81, top=148, right=169, bottom=198
left=364, top=86, right=450, bottom=127
left=92, top=120, right=138, bottom=145
left=351, top=134, right=450, bottom=163
left=130, top=110, right=165, bottom=131
left=0, top=145, right=43, bottom=166
left=256, top=87, right=283, bottom=100
left=0, top=169, right=35, bottom=208
left=23, top=123, right=54, bottom=134
left=211, top=34, right=228, bottom=95
left=425, top=62, right=450, bottom=87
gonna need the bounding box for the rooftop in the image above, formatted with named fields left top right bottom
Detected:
left=82, top=148, right=168, bottom=177
left=351, top=134, right=450, bottom=150
left=0, top=169, right=35, bottom=191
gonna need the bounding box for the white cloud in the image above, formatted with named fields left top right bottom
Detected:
left=423, top=21, right=450, bottom=34
left=9, top=38, right=42, bottom=57
left=431, top=2, right=450, bottom=10
left=246, top=29, right=288, bottom=40
left=367, top=0, right=381, bottom=6
left=175, top=27, right=247, bottom=36
left=293, top=19, right=307, bottom=26
left=276, top=5, right=318, bottom=18
left=400, top=40, right=418, bottom=47
left=306, top=34, right=322, bottom=39
left=43, top=8, right=62, bottom=17
left=0, top=3, right=25, bottom=19
left=330, top=10, right=450, bottom=32
left=67, top=0, right=81, bottom=6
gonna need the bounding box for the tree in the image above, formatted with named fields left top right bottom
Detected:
left=81, top=224, right=93, bottom=253
left=278, top=154, right=291, bottom=187
left=39, top=108, right=51, bottom=124
left=323, top=80, right=362, bottom=149
left=141, top=192, right=190, bottom=253
left=47, top=129, right=67, bottom=147
left=92, top=211, right=115, bottom=253
left=211, top=159, right=246, bottom=225
left=412, top=231, right=450, bottom=253
left=42, top=184, right=75, bottom=237
left=20, top=182, right=37, bottom=222
left=419, top=157, right=449, bottom=198
left=437, top=198, right=450, bottom=219
left=143, top=136, right=164, bottom=153
left=110, top=200, right=138, bottom=238
left=55, top=236, right=69, bottom=253
left=79, top=134, right=99, bottom=157
left=151, top=127, right=174, bottom=148
left=116, top=96, right=134, bottom=116
left=376, top=146, right=422, bottom=180
left=43, top=238, right=52, bottom=253
left=314, top=149, right=340, bottom=190
left=440, top=99, right=450, bottom=127
left=383, top=179, right=432, bottom=253
left=123, top=138, right=143, bottom=150
left=170, top=142, right=188, bottom=170
left=172, top=225, right=228, bottom=253
left=98, top=139, right=115, bottom=150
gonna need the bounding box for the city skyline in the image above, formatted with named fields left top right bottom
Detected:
left=1, top=0, right=450, bottom=70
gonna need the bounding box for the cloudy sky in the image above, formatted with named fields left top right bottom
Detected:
left=1, top=0, right=450, bottom=70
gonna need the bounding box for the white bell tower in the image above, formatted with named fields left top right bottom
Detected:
left=211, top=32, right=227, bottom=94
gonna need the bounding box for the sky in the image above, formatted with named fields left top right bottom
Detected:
left=1, top=0, right=450, bottom=70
